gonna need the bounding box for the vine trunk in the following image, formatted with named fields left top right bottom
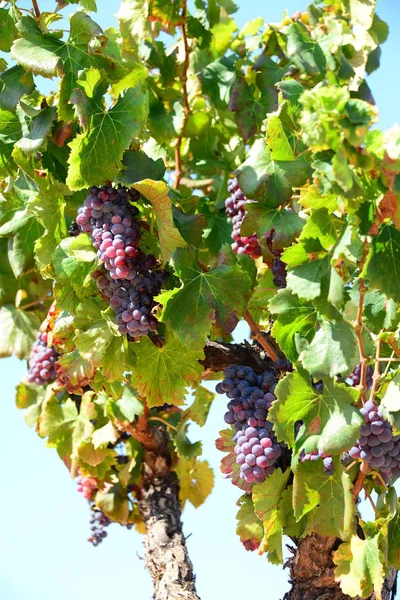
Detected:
left=137, top=429, right=200, bottom=600
left=284, top=534, right=397, bottom=600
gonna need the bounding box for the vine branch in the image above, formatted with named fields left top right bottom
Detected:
left=173, top=0, right=190, bottom=189
left=244, top=310, right=280, bottom=362
left=354, top=241, right=369, bottom=404
left=370, top=334, right=382, bottom=402
left=32, top=0, right=40, bottom=18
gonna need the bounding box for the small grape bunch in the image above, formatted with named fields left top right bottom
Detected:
left=76, top=474, right=98, bottom=500
left=225, top=178, right=262, bottom=259
left=88, top=505, right=111, bottom=547
left=27, top=332, right=58, bottom=385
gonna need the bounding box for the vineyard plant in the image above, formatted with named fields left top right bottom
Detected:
left=2, top=0, right=400, bottom=598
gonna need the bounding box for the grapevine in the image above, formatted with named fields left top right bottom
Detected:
left=1, top=0, right=399, bottom=599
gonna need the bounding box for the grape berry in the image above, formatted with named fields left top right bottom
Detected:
left=27, top=332, right=58, bottom=385
left=88, top=504, right=111, bottom=546
left=300, top=449, right=334, bottom=475
left=216, top=364, right=285, bottom=485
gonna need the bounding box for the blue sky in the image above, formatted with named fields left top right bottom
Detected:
left=1, top=1, right=399, bottom=599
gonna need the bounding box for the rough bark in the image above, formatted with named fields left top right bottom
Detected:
left=137, top=428, right=200, bottom=600
left=202, top=338, right=277, bottom=374
left=284, top=534, right=397, bottom=600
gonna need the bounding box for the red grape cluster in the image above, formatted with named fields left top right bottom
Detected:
left=76, top=184, right=166, bottom=337
left=27, top=332, right=58, bottom=385
left=349, top=399, right=400, bottom=482
left=299, top=448, right=334, bottom=475
left=225, top=178, right=262, bottom=259
left=88, top=505, right=111, bottom=546
left=216, top=365, right=285, bottom=485
left=77, top=474, right=97, bottom=500
left=266, top=231, right=287, bottom=289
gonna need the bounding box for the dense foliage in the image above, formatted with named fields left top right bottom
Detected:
left=1, top=0, right=400, bottom=597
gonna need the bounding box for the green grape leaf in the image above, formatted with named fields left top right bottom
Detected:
left=132, top=180, right=186, bottom=262
left=287, top=22, right=326, bottom=76
left=364, top=224, right=400, bottom=303
left=183, top=384, right=215, bottom=427
left=175, top=458, right=214, bottom=508
left=235, top=138, right=311, bottom=206
left=241, top=206, right=304, bottom=248
left=0, top=66, right=34, bottom=112
left=158, top=247, right=253, bottom=347
left=270, top=369, right=361, bottom=452
left=388, top=506, right=400, bottom=568
left=299, top=313, right=359, bottom=377
left=334, top=530, right=386, bottom=598
left=118, top=150, right=166, bottom=184
left=131, top=333, right=204, bottom=407
left=67, top=88, right=148, bottom=191
left=0, top=108, right=21, bottom=175
left=16, top=106, right=56, bottom=155
left=269, top=290, right=317, bottom=363
left=236, top=494, right=263, bottom=552
left=117, top=0, right=152, bottom=44
left=0, top=8, right=17, bottom=52
left=0, top=305, right=40, bottom=359
left=174, top=423, right=202, bottom=459
left=52, top=236, right=98, bottom=313
left=293, top=457, right=355, bottom=539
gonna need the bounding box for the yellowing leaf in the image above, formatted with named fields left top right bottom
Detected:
left=132, top=180, right=186, bottom=262
left=334, top=532, right=386, bottom=599
left=175, top=457, right=214, bottom=508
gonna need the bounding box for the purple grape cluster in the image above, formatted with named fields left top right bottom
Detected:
left=75, top=184, right=166, bottom=337
left=216, top=364, right=284, bottom=485
left=27, top=332, right=58, bottom=385
left=349, top=399, right=400, bottom=481
left=88, top=504, right=111, bottom=546
left=266, top=231, right=287, bottom=289
left=225, top=178, right=262, bottom=259
left=347, top=364, right=373, bottom=388
left=300, top=449, right=334, bottom=475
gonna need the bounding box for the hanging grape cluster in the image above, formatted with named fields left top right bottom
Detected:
left=265, top=231, right=287, bottom=289
left=225, top=178, right=262, bottom=259
left=27, top=332, right=58, bottom=385
left=88, top=505, right=112, bottom=546
left=76, top=184, right=166, bottom=337
left=216, top=364, right=286, bottom=485
left=349, top=399, right=400, bottom=482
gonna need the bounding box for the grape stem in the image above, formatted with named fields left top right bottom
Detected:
left=32, top=0, right=40, bottom=17
left=370, top=334, right=382, bottom=402
left=354, top=241, right=370, bottom=404
left=352, top=469, right=367, bottom=498
left=173, top=0, right=190, bottom=190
